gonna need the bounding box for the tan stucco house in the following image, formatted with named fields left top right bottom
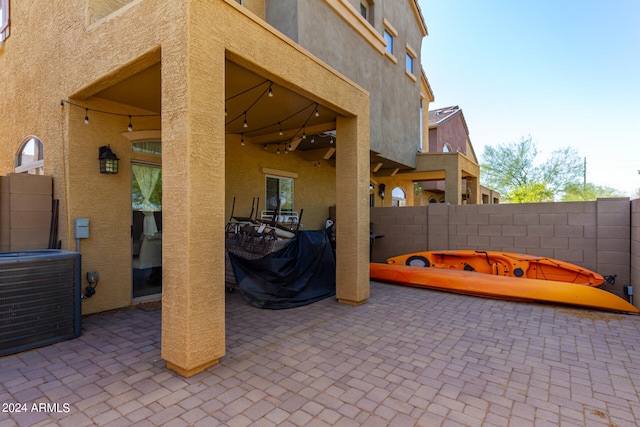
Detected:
left=0, top=0, right=436, bottom=376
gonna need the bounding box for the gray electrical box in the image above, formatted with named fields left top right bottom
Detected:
left=74, top=218, right=90, bottom=239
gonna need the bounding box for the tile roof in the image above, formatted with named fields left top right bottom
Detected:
left=428, top=105, right=461, bottom=127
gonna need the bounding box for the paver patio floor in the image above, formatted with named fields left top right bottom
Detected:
left=2, top=281, right=640, bottom=426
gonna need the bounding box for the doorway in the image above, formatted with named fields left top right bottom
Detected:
left=131, top=163, right=162, bottom=300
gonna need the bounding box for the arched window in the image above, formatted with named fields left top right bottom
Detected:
left=443, top=143, right=452, bottom=153
left=15, top=136, right=44, bottom=175
left=391, top=187, right=406, bottom=207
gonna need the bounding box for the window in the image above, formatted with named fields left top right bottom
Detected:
left=383, top=30, right=394, bottom=55
left=405, top=44, right=417, bottom=80
left=360, top=1, right=373, bottom=24
left=0, top=0, right=9, bottom=43
left=391, top=187, right=406, bottom=207
left=235, top=0, right=243, bottom=4
left=383, top=20, right=398, bottom=61
left=406, top=52, right=414, bottom=74
left=15, top=137, right=44, bottom=175
left=266, top=175, right=294, bottom=212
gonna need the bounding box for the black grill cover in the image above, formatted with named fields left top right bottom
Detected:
left=228, top=231, right=336, bottom=309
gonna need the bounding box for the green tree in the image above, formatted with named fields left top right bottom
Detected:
left=562, top=183, right=625, bottom=201
left=481, top=136, right=583, bottom=203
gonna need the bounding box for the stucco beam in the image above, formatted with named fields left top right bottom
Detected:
left=222, top=3, right=368, bottom=119
left=396, top=170, right=446, bottom=181
left=371, top=162, right=383, bottom=173
left=70, top=47, right=161, bottom=100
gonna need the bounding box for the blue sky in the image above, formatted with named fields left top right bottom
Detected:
left=418, top=0, right=640, bottom=196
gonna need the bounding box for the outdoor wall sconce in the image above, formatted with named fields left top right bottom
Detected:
left=98, top=145, right=119, bottom=174
left=378, top=183, right=386, bottom=199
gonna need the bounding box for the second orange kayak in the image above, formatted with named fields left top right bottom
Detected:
left=370, top=263, right=638, bottom=314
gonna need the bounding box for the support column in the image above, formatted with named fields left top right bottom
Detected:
left=444, top=164, right=462, bottom=205
left=335, top=114, right=370, bottom=305
left=161, top=37, right=226, bottom=376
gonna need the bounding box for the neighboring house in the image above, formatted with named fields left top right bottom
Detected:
left=0, top=0, right=431, bottom=376
left=416, top=105, right=499, bottom=204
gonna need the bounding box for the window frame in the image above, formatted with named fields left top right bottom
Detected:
left=360, top=1, right=373, bottom=25
left=405, top=52, right=414, bottom=74
left=15, top=136, right=45, bottom=175
left=382, top=19, right=398, bottom=63
left=0, top=0, right=9, bottom=43
left=265, top=174, right=294, bottom=213
left=383, top=29, right=394, bottom=55
left=405, top=44, right=418, bottom=81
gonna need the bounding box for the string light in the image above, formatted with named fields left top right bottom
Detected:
left=268, top=84, right=274, bottom=98
left=60, top=100, right=160, bottom=131
left=314, top=105, right=320, bottom=117
left=241, top=135, right=245, bottom=146
left=243, top=112, right=248, bottom=128
left=279, top=123, right=283, bottom=136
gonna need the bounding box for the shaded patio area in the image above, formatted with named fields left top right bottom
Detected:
left=2, top=282, right=640, bottom=426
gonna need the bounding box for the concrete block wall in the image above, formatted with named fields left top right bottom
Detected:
left=630, top=198, right=640, bottom=305
left=371, top=198, right=632, bottom=300
left=0, top=174, right=53, bottom=251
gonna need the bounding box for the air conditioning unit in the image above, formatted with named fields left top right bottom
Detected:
left=0, top=250, right=82, bottom=356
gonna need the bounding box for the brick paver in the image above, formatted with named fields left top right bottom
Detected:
left=2, top=282, right=640, bottom=426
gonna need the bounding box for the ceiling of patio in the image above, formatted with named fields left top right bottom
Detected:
left=93, top=60, right=406, bottom=170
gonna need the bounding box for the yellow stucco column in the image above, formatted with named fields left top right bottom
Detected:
left=161, top=33, right=226, bottom=376
left=444, top=164, right=462, bottom=205
left=335, top=115, right=370, bottom=305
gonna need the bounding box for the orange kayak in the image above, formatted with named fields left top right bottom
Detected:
left=385, top=250, right=605, bottom=287
left=370, top=263, right=638, bottom=314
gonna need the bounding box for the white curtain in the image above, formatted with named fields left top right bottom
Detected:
left=132, top=165, right=161, bottom=236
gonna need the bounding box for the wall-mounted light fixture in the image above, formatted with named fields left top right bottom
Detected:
left=378, top=183, right=386, bottom=199
left=98, top=145, right=119, bottom=174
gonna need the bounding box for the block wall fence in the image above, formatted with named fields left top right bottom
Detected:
left=371, top=198, right=636, bottom=302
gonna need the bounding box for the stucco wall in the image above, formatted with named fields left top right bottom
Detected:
left=371, top=198, right=633, bottom=300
